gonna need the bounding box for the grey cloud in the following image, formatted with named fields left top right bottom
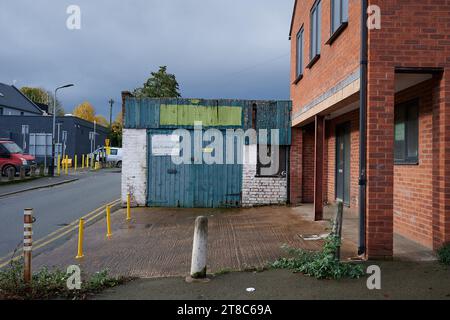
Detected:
left=0, top=0, right=293, bottom=118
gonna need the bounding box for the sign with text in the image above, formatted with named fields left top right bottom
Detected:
left=151, top=134, right=180, bottom=156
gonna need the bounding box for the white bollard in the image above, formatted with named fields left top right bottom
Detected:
left=189, top=216, right=208, bottom=280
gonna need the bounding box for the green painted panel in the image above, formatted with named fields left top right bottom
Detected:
left=160, top=104, right=242, bottom=126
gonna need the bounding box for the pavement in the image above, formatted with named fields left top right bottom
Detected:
left=0, top=168, right=121, bottom=261
left=32, top=206, right=334, bottom=278
left=0, top=175, right=78, bottom=198
left=94, top=261, right=450, bottom=300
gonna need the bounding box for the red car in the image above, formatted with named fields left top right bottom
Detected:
left=0, top=139, right=36, bottom=176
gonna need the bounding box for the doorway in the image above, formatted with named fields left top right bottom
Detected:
left=335, top=122, right=351, bottom=206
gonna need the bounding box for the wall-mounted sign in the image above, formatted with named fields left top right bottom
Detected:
left=151, top=134, right=180, bottom=156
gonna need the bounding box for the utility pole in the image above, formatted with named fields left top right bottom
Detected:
left=108, top=99, right=114, bottom=129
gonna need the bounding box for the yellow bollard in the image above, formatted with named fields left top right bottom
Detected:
left=57, top=154, right=61, bottom=175
left=106, top=205, right=112, bottom=238
left=75, top=219, right=84, bottom=259
left=65, top=155, right=69, bottom=175
left=126, top=193, right=131, bottom=221
left=75, top=155, right=77, bottom=172
left=81, top=154, right=85, bottom=169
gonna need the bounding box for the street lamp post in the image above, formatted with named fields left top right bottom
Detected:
left=49, top=84, right=74, bottom=176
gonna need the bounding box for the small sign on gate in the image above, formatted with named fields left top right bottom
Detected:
left=151, top=134, right=180, bottom=156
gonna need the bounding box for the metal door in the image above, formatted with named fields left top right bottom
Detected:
left=147, top=130, right=242, bottom=208
left=335, top=122, right=350, bottom=205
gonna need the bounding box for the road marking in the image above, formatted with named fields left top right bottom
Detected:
left=0, top=198, right=121, bottom=268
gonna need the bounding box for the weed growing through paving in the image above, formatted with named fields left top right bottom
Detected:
left=271, top=234, right=365, bottom=280
left=0, top=260, right=129, bottom=300
left=437, top=242, right=450, bottom=265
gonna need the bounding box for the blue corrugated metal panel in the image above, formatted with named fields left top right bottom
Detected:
left=147, top=129, right=242, bottom=208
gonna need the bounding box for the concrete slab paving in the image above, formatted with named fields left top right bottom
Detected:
left=33, top=206, right=342, bottom=278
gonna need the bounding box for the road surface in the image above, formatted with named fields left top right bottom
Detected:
left=0, top=169, right=121, bottom=258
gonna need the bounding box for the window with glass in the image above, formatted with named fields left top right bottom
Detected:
left=331, top=0, right=349, bottom=35
left=256, top=145, right=287, bottom=177
left=310, top=0, right=322, bottom=61
left=394, top=100, right=419, bottom=164
left=296, top=28, right=304, bottom=78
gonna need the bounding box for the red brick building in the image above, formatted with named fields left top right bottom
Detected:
left=289, top=0, right=450, bottom=259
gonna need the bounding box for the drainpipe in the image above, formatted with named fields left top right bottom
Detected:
left=358, top=0, right=368, bottom=256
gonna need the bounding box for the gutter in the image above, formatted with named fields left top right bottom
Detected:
left=358, top=0, right=368, bottom=256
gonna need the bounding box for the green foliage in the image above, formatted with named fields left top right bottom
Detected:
left=134, top=66, right=181, bottom=98
left=110, top=112, right=123, bottom=147
left=20, top=87, right=65, bottom=116
left=437, top=242, right=450, bottom=265
left=271, top=235, right=365, bottom=280
left=0, top=260, right=127, bottom=300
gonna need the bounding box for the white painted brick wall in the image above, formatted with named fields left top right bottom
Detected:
left=241, top=144, right=287, bottom=207
left=121, top=128, right=147, bottom=206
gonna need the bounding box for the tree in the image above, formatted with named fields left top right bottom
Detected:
left=133, top=66, right=181, bottom=98
left=94, top=115, right=109, bottom=127
left=73, top=101, right=110, bottom=127
left=110, top=112, right=123, bottom=147
left=73, top=101, right=96, bottom=122
left=20, top=87, right=65, bottom=116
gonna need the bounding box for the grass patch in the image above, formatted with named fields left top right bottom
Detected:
left=0, top=260, right=129, bottom=300
left=437, top=242, right=450, bottom=265
left=271, top=235, right=365, bottom=280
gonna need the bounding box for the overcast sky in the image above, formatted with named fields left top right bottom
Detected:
left=0, top=0, right=293, bottom=119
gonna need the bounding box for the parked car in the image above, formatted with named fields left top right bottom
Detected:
left=89, top=147, right=122, bottom=168
left=0, top=139, right=36, bottom=176
left=106, top=147, right=123, bottom=168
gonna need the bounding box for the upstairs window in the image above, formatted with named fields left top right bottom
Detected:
left=394, top=100, right=419, bottom=164
left=331, top=0, right=349, bottom=35
left=310, top=0, right=322, bottom=63
left=296, top=27, right=304, bottom=79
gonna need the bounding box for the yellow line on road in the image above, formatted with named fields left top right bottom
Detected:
left=0, top=199, right=121, bottom=269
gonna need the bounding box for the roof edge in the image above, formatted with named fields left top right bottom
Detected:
left=288, top=0, right=298, bottom=40
left=11, top=85, right=44, bottom=114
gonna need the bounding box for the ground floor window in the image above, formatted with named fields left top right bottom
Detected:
left=256, top=145, right=287, bottom=177
left=394, top=99, right=419, bottom=164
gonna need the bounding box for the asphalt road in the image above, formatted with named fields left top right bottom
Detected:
left=0, top=169, right=121, bottom=258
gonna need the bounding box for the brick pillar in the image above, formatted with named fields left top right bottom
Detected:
left=314, top=115, right=324, bottom=221
left=432, top=73, right=450, bottom=249
left=290, top=127, right=303, bottom=205
left=365, top=69, right=395, bottom=259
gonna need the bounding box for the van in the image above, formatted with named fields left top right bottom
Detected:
left=0, top=139, right=37, bottom=176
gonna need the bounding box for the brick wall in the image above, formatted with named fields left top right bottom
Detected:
left=290, top=0, right=361, bottom=115
left=302, top=124, right=315, bottom=203
left=121, top=128, right=147, bottom=207
left=366, top=0, right=450, bottom=256
left=290, top=127, right=303, bottom=204
left=242, top=144, right=287, bottom=207
left=393, top=80, right=434, bottom=248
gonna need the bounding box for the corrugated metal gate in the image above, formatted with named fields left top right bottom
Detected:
left=147, top=129, right=242, bottom=208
